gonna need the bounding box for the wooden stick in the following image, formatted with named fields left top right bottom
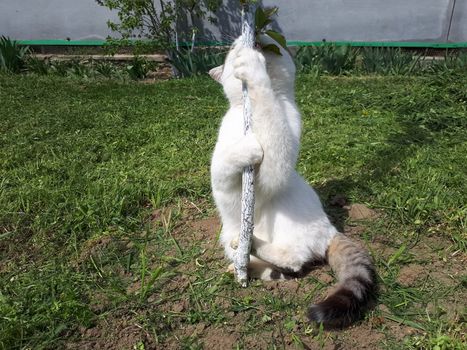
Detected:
left=234, top=2, right=256, bottom=287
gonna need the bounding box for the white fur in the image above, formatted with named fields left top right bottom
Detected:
left=210, top=35, right=338, bottom=276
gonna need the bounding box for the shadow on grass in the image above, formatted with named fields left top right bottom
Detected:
left=316, top=115, right=435, bottom=232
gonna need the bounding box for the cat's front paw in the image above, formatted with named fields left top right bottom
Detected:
left=233, top=47, right=269, bottom=86
left=241, top=132, right=264, bottom=166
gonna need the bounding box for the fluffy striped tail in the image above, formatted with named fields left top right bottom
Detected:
left=308, top=233, right=377, bottom=328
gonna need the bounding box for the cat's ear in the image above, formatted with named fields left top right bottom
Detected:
left=209, top=65, right=223, bottom=83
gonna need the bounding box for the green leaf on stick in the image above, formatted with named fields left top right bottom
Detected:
left=265, top=30, right=287, bottom=49
left=262, top=44, right=282, bottom=56
left=255, top=7, right=269, bottom=31
left=263, top=7, right=279, bottom=18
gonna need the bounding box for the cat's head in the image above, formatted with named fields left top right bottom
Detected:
left=209, top=34, right=296, bottom=103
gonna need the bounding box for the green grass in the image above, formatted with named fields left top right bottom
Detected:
left=1, top=71, right=466, bottom=349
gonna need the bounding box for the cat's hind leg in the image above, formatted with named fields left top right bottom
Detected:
left=230, top=235, right=307, bottom=275
left=251, top=237, right=306, bottom=273
left=227, top=256, right=286, bottom=280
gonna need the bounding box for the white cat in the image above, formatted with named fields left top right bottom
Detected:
left=209, top=35, right=376, bottom=328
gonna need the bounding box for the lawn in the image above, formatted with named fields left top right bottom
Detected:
left=1, top=71, right=466, bottom=349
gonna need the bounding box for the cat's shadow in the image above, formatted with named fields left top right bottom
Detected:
left=315, top=178, right=357, bottom=233
left=312, top=115, right=435, bottom=234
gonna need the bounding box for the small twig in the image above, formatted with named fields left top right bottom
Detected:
left=189, top=201, right=203, bottom=214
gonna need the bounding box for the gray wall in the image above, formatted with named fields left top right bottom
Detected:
left=0, top=0, right=466, bottom=43
left=0, top=0, right=117, bottom=41
left=449, top=0, right=467, bottom=42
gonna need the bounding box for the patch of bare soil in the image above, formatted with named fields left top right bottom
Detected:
left=200, top=327, right=240, bottom=349
left=340, top=324, right=386, bottom=349
left=397, top=264, right=426, bottom=286
left=75, top=235, right=114, bottom=265
left=0, top=227, right=47, bottom=274
left=65, top=314, right=154, bottom=350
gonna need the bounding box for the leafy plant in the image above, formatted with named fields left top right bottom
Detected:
left=295, top=44, right=357, bottom=74
left=362, top=47, right=421, bottom=75
left=423, top=50, right=467, bottom=74
left=45, top=59, right=93, bottom=78
left=49, top=60, right=71, bottom=76
left=126, top=56, right=152, bottom=80
left=294, top=46, right=318, bottom=72
left=96, top=0, right=221, bottom=49
left=96, top=0, right=172, bottom=48
left=0, top=36, right=29, bottom=73
left=26, top=57, right=50, bottom=75
left=68, top=59, right=92, bottom=78
left=319, top=44, right=358, bottom=74
left=96, top=0, right=221, bottom=78
left=95, top=60, right=117, bottom=78
left=169, top=48, right=226, bottom=77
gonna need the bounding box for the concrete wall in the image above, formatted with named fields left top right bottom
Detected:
left=203, top=0, right=464, bottom=43
left=449, top=0, right=467, bottom=42
left=0, top=0, right=118, bottom=41
left=0, top=0, right=465, bottom=43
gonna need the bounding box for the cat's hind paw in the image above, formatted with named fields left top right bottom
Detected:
left=226, top=263, right=235, bottom=274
